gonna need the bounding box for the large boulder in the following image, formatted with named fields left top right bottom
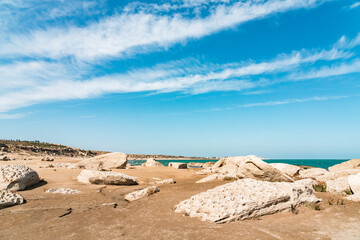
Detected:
left=0, top=165, right=40, bottom=191
left=174, top=178, right=319, bottom=223
left=169, top=162, right=187, bottom=169
left=210, top=155, right=293, bottom=182
left=141, top=158, right=164, bottom=167
left=71, top=152, right=128, bottom=170
left=269, top=163, right=301, bottom=177
left=347, top=173, right=360, bottom=201
left=325, top=177, right=351, bottom=195
left=0, top=190, right=25, bottom=209
left=329, top=159, right=360, bottom=172
left=316, top=169, right=360, bottom=182
left=203, top=162, right=216, bottom=168
left=77, top=170, right=137, bottom=185
left=298, top=168, right=328, bottom=179
left=124, top=186, right=159, bottom=202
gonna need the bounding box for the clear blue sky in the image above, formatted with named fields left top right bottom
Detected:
left=0, top=0, right=360, bottom=158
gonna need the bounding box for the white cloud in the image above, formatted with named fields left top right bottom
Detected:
left=0, top=0, right=327, bottom=61
left=350, top=2, right=360, bottom=9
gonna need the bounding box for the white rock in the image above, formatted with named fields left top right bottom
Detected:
left=269, top=163, right=301, bottom=177
left=298, top=168, right=328, bottom=179
left=0, top=155, right=10, bottom=161
left=141, top=158, right=164, bottom=167
left=0, top=165, right=40, bottom=191
left=211, top=155, right=293, bottom=182
left=154, top=179, right=176, bottom=185
left=325, top=177, right=351, bottom=195
left=195, top=172, right=206, bottom=175
left=71, top=152, right=127, bottom=170
left=329, top=159, right=360, bottom=172
left=125, top=186, right=159, bottom=202
left=169, top=162, right=187, bottom=169
left=347, top=173, right=360, bottom=201
left=174, top=178, right=320, bottom=223
left=316, top=169, right=360, bottom=182
left=77, top=170, right=137, bottom=185
left=196, top=174, right=223, bottom=183
left=46, top=188, right=80, bottom=194
left=0, top=190, right=25, bottom=209
left=203, top=162, right=216, bottom=168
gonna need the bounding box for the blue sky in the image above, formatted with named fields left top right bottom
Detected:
left=0, top=0, right=360, bottom=158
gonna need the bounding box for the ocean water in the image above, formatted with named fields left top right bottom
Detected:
left=128, top=159, right=349, bottom=170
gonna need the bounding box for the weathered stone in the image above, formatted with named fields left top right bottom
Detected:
left=174, top=178, right=319, bottom=223
left=71, top=152, right=128, bottom=170
left=0, top=190, right=25, bottom=209
left=329, top=159, right=360, bottom=172
left=141, top=158, right=164, bottom=167
left=325, top=177, right=351, bottom=195
left=188, top=162, right=204, bottom=168
left=210, top=155, right=293, bottom=182
left=41, top=156, right=54, bottom=162
left=169, top=162, right=187, bottom=169
left=77, top=170, right=137, bottom=185
left=347, top=173, right=360, bottom=201
left=154, top=179, right=176, bottom=185
left=125, top=186, right=159, bottom=202
left=196, top=174, right=224, bottom=183
left=0, top=155, right=10, bottom=161
left=269, top=163, right=301, bottom=177
left=0, top=165, right=40, bottom=191
left=298, top=168, right=328, bottom=179
left=45, top=188, right=80, bottom=194
left=203, top=162, right=216, bottom=168
left=316, top=169, right=360, bottom=182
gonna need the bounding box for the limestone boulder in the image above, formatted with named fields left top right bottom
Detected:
left=211, top=155, right=293, bottom=182
left=325, top=177, right=351, bottom=195
left=203, top=162, right=216, bottom=168
left=46, top=188, right=80, bottom=194
left=125, top=186, right=159, bottom=202
left=141, top=158, right=164, bottom=167
left=269, top=163, right=301, bottom=177
left=77, top=170, right=137, bottom=185
left=316, top=169, right=360, bottom=182
left=154, top=179, right=176, bottom=185
left=174, top=178, right=319, bottom=223
left=347, top=173, right=360, bottom=201
left=0, top=190, right=25, bottom=209
left=169, top=162, right=187, bottom=169
left=0, top=165, right=40, bottom=191
left=329, top=159, right=360, bottom=172
left=71, top=152, right=127, bottom=170
left=298, top=168, right=328, bottom=179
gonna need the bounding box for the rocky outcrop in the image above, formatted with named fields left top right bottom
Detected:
left=71, top=152, right=128, bottom=170
left=45, top=188, right=80, bottom=194
left=0, top=155, right=10, bottom=161
left=125, top=186, right=159, bottom=202
left=174, top=178, right=319, bottom=223
left=169, top=162, right=188, bottom=169
left=41, top=156, right=54, bottom=162
left=329, top=159, right=360, bottom=172
left=0, top=165, right=40, bottom=191
left=298, top=168, right=328, bottom=179
left=269, top=163, right=301, bottom=177
left=77, top=170, right=137, bottom=185
left=141, top=158, right=164, bottom=167
left=347, top=173, right=360, bottom=201
left=0, top=190, right=25, bottom=209
left=209, top=155, right=293, bottom=182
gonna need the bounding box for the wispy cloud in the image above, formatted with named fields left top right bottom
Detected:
left=0, top=0, right=327, bottom=61
left=350, top=2, right=360, bottom=9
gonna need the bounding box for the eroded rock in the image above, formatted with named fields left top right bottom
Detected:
left=169, top=162, right=187, bottom=169
left=77, top=170, right=137, bottom=185
left=46, top=188, right=80, bottom=194
left=0, top=165, right=40, bottom=191
left=269, top=163, right=301, bottom=177
left=329, top=159, right=360, bottom=172
left=0, top=190, right=25, bottom=209
left=125, top=186, right=159, bottom=202
left=141, top=158, right=164, bottom=167
left=71, top=152, right=127, bottom=170
left=298, top=168, right=328, bottom=179
left=174, top=178, right=319, bottom=223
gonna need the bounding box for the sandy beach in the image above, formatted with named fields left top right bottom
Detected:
left=1, top=152, right=360, bottom=240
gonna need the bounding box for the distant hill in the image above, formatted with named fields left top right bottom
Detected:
left=0, top=139, right=217, bottom=160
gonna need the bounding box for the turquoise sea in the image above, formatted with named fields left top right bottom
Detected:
left=128, top=159, right=349, bottom=170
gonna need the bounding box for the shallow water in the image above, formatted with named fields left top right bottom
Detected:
left=128, top=159, right=349, bottom=170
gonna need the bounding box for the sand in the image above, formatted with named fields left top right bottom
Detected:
left=0, top=154, right=360, bottom=240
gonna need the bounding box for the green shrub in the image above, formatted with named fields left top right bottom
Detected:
left=313, top=182, right=326, bottom=192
